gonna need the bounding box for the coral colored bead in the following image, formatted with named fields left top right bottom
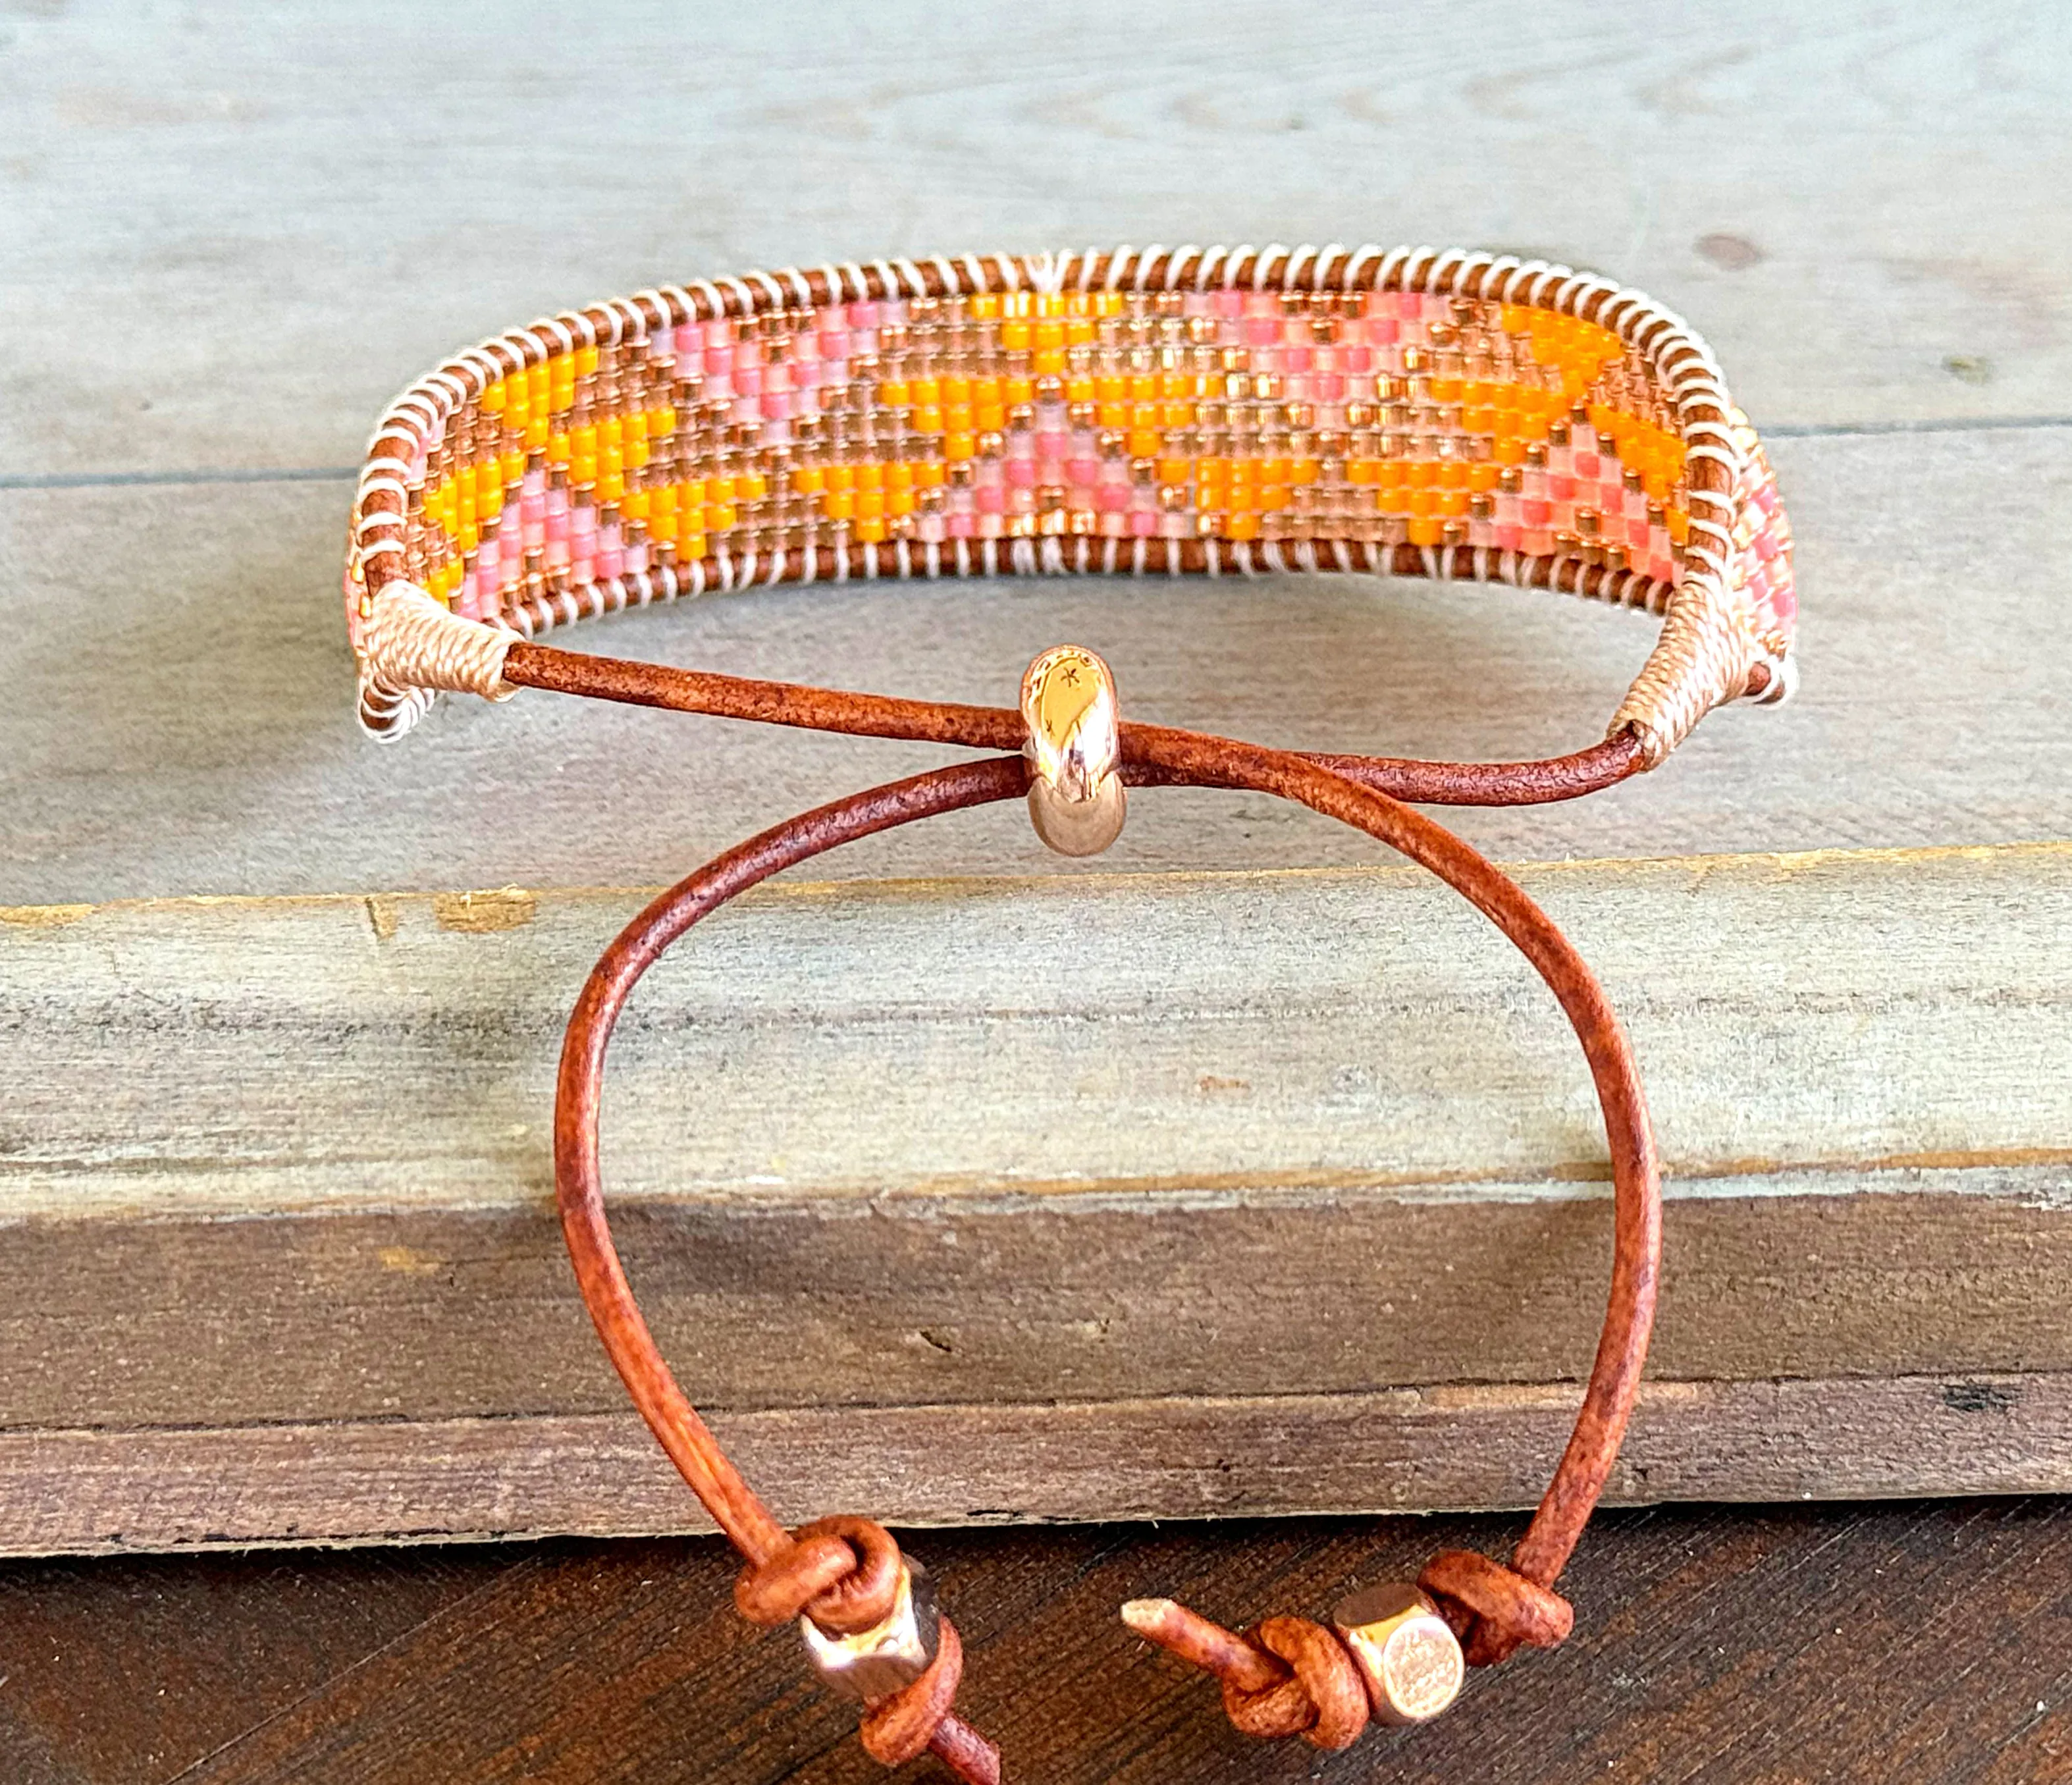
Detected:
left=1129, top=510, right=1158, bottom=537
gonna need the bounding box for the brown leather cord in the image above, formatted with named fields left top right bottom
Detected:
left=500, top=639, right=1649, bottom=807
left=554, top=735, right=1660, bottom=1776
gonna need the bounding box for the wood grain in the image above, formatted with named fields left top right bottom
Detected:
left=3, top=3, right=2068, bottom=477
left=5, top=1501, right=2071, bottom=1784
left=6, top=1368, right=2072, bottom=1557
left=1, top=839, right=2067, bottom=1546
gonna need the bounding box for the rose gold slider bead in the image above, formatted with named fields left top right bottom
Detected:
left=1021, top=643, right=1126, bottom=857
left=1330, top=1583, right=1464, bottom=1724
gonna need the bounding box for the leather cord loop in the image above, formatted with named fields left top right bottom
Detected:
left=1220, top=1617, right=1370, bottom=1751
left=733, top=1515, right=903, bottom=1633
left=554, top=732, right=1659, bottom=1778
left=860, top=1616, right=968, bottom=1767
left=499, top=639, right=1649, bottom=808
left=1420, top=1548, right=1578, bottom=1666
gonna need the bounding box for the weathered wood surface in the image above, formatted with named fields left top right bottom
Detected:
left=3, top=0, right=2070, bottom=1583
left=8, top=1372, right=2072, bottom=1557
left=3, top=840, right=2067, bottom=1548
left=3, top=3, right=2069, bottom=476
left=1, top=427, right=2068, bottom=905
left=7, top=1499, right=2072, bottom=1784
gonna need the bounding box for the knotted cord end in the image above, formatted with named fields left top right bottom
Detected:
left=733, top=1516, right=997, bottom=1783
left=357, top=581, right=518, bottom=735
left=1418, top=1549, right=1575, bottom=1667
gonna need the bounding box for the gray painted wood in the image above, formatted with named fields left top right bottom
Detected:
left=5, top=427, right=2070, bottom=904
left=9, top=841, right=2067, bottom=1222
left=2, top=3, right=2068, bottom=477
left=2, top=841, right=2068, bottom=1544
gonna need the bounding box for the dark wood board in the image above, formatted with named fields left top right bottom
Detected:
left=3, top=1504, right=2070, bottom=1784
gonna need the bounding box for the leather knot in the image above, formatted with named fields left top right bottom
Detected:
left=1419, top=1549, right=1574, bottom=1666
left=859, top=1614, right=967, bottom=1766
left=1219, top=1616, right=1369, bottom=1752
left=733, top=1514, right=904, bottom=1634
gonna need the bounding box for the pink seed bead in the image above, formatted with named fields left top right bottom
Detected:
left=1067, top=457, right=1100, bottom=486
left=1129, top=510, right=1157, bottom=537
left=1096, top=483, right=1129, bottom=512
left=947, top=512, right=976, bottom=537
left=1005, top=458, right=1037, bottom=487
left=974, top=483, right=1005, bottom=513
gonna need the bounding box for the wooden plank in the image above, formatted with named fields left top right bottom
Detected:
left=3, top=4, right=2069, bottom=477
left=7, top=1370, right=2071, bottom=1558
left=0, top=1547, right=488, bottom=1785
left=2, top=839, right=2067, bottom=1546
left=5, top=426, right=2071, bottom=905
left=9, top=839, right=2065, bottom=1221
left=9, top=1499, right=2067, bottom=1785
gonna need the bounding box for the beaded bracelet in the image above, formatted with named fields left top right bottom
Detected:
left=335, top=246, right=1790, bottom=1774
left=344, top=243, right=1795, bottom=787
left=550, top=647, right=1660, bottom=1780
